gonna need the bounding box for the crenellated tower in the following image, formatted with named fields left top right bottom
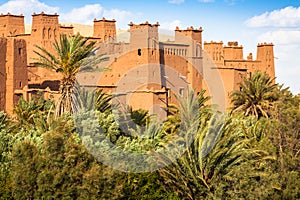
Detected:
left=256, top=43, right=275, bottom=78
left=175, top=26, right=203, bottom=57
left=26, top=12, right=60, bottom=64
left=31, top=12, right=59, bottom=40
left=174, top=26, right=203, bottom=94
left=203, top=41, right=224, bottom=66
left=129, top=21, right=159, bottom=51
left=0, top=13, right=25, bottom=37
left=223, top=41, right=243, bottom=60
left=93, top=17, right=116, bottom=42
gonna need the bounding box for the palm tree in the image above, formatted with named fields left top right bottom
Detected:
left=158, top=112, right=274, bottom=199
left=163, top=89, right=210, bottom=134
left=76, top=88, right=112, bottom=113
left=94, top=89, right=113, bottom=113
left=33, top=33, right=106, bottom=117
left=13, top=94, right=54, bottom=131
left=230, top=71, right=278, bottom=118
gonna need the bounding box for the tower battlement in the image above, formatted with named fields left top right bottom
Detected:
left=129, top=21, right=160, bottom=29
left=175, top=25, right=202, bottom=46
left=257, top=42, right=274, bottom=47
left=129, top=21, right=159, bottom=50
left=175, top=26, right=203, bottom=32
left=31, top=12, right=59, bottom=27
left=204, top=41, right=223, bottom=45
left=0, top=12, right=24, bottom=17
left=226, top=41, right=242, bottom=47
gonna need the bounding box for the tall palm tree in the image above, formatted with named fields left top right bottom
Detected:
left=33, top=33, right=106, bottom=116
left=230, top=71, right=278, bottom=118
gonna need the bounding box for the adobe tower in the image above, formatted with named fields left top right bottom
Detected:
left=0, top=13, right=25, bottom=37
left=5, top=38, right=28, bottom=114
left=93, top=17, right=116, bottom=42
left=256, top=43, right=275, bottom=78
left=175, top=26, right=203, bottom=94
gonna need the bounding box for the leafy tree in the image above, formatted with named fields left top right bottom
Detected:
left=0, top=112, right=14, bottom=199
left=266, top=86, right=300, bottom=199
left=34, top=33, right=106, bottom=117
left=119, top=171, right=178, bottom=200
left=10, top=140, right=39, bottom=200
left=35, top=117, right=91, bottom=199
left=230, top=71, right=278, bottom=118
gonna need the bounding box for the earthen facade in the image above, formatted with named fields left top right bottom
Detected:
left=0, top=12, right=275, bottom=116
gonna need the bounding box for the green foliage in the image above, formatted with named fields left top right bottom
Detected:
left=13, top=93, right=54, bottom=132
left=94, top=88, right=113, bottom=113
left=34, top=33, right=107, bottom=116
left=230, top=71, right=278, bottom=118
left=0, top=112, right=14, bottom=199
left=35, top=118, right=94, bottom=199
left=0, top=81, right=299, bottom=199
left=10, top=140, right=39, bottom=200
left=119, top=172, right=179, bottom=200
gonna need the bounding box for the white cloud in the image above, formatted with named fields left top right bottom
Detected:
left=0, top=0, right=131, bottom=26
left=160, top=20, right=182, bottom=31
left=60, top=4, right=104, bottom=24
left=255, top=29, right=300, bottom=93
left=245, top=6, right=300, bottom=93
left=275, top=45, right=300, bottom=94
left=245, top=6, right=300, bottom=28
left=60, top=5, right=131, bottom=25
left=168, top=0, right=184, bottom=5
left=103, top=9, right=131, bottom=24
left=257, top=30, right=300, bottom=45
left=0, top=0, right=59, bottom=23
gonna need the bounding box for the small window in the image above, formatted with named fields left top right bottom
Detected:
left=18, top=48, right=22, bottom=55
left=179, top=88, right=184, bottom=96
left=19, top=81, right=22, bottom=87
left=138, top=49, right=141, bottom=56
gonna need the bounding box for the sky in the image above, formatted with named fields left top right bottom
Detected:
left=0, top=0, right=300, bottom=94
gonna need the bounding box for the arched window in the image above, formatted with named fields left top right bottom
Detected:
left=42, top=28, right=46, bottom=39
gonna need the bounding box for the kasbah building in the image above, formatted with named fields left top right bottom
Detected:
left=0, top=12, right=275, bottom=118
